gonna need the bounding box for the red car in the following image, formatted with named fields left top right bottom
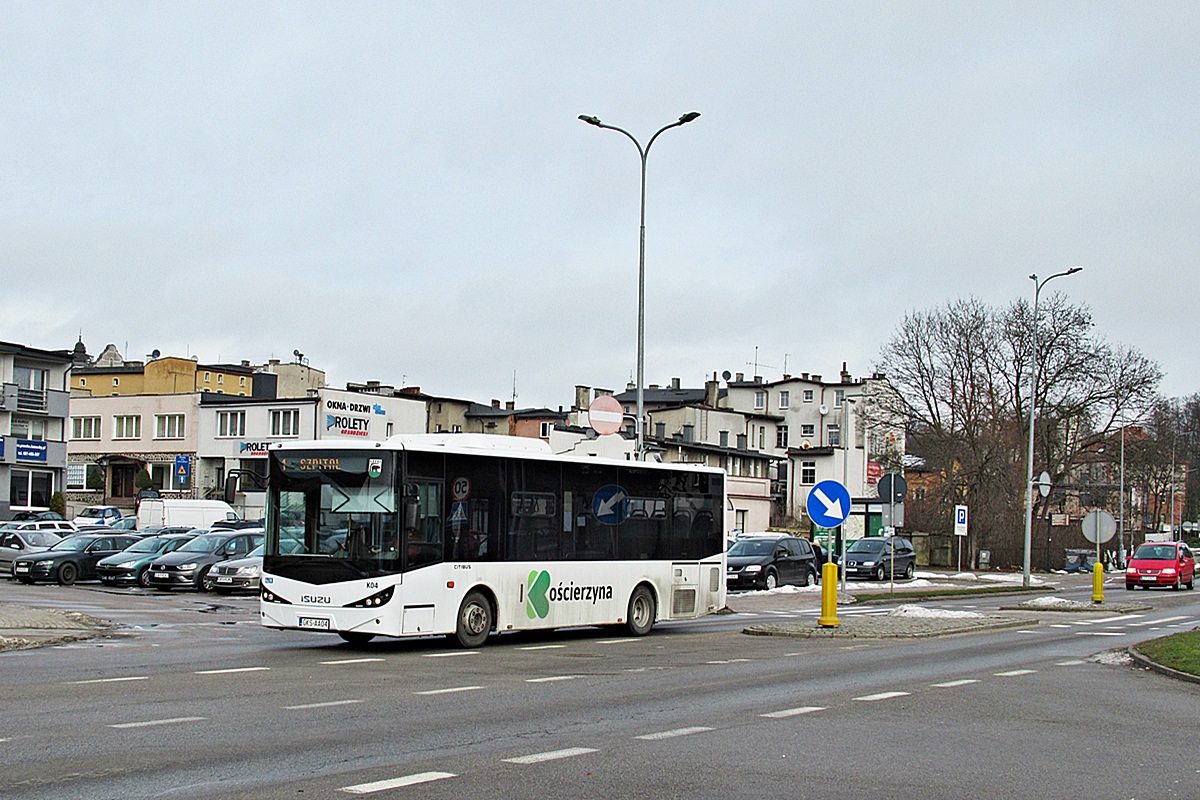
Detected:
left=1125, top=541, right=1195, bottom=590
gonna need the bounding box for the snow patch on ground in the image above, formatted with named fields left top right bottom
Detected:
left=1090, top=650, right=1133, bottom=666
left=1021, top=596, right=1084, bottom=608
left=887, top=604, right=987, bottom=619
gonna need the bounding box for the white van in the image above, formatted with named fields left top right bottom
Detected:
left=137, top=499, right=240, bottom=530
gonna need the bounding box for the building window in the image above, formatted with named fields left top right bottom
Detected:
left=719, top=431, right=729, bottom=448
left=155, top=414, right=185, bottom=439
left=112, top=377, right=119, bottom=387
left=451, top=424, right=462, bottom=433
left=828, top=423, right=840, bottom=448
left=218, top=411, right=246, bottom=437
left=385, top=422, right=394, bottom=437
left=113, top=415, right=141, bottom=440
left=754, top=391, right=766, bottom=410
left=800, top=461, right=816, bottom=485
left=72, top=416, right=101, bottom=440
left=801, top=424, right=815, bottom=437
left=270, top=409, right=299, bottom=437
left=539, top=421, right=552, bottom=438
left=435, top=424, right=443, bottom=433
left=239, top=376, right=246, bottom=387
left=66, top=464, right=87, bottom=490
left=10, top=469, right=53, bottom=508
left=10, top=417, right=45, bottom=441
left=79, top=377, right=86, bottom=387
left=204, top=372, right=211, bottom=383
left=779, top=391, right=789, bottom=409
left=834, top=389, right=845, bottom=408
left=803, top=389, right=814, bottom=403
left=217, top=374, right=224, bottom=385
left=776, top=425, right=789, bottom=448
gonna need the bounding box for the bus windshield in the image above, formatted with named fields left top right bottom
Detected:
left=268, top=451, right=399, bottom=578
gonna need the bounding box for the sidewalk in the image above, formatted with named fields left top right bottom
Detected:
left=0, top=606, right=112, bottom=651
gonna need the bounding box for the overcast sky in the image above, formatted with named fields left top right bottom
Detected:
left=3, top=3, right=1197, bottom=409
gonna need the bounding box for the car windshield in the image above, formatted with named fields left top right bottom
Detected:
left=848, top=539, right=885, bottom=554
left=247, top=544, right=265, bottom=557
left=728, top=539, right=778, bottom=557
left=1134, top=544, right=1180, bottom=560
left=123, top=537, right=170, bottom=554
left=49, top=537, right=94, bottom=552
left=176, top=534, right=231, bottom=554
left=26, top=532, right=63, bottom=547
left=79, top=507, right=108, bottom=517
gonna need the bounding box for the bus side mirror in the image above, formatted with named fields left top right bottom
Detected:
left=224, top=474, right=238, bottom=505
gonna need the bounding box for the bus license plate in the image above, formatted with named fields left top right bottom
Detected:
left=299, top=617, right=330, bottom=630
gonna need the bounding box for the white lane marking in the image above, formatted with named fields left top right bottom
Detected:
left=69, top=676, right=149, bottom=685
left=110, top=716, right=206, bottom=729
left=1056, top=660, right=1086, bottom=666
left=424, top=651, right=479, bottom=658
left=932, top=679, right=979, bottom=688
left=1075, top=631, right=1126, bottom=637
left=413, top=686, right=483, bottom=696
left=707, top=658, right=752, bottom=664
left=518, top=644, right=567, bottom=651
left=503, top=747, right=598, bottom=764
left=1016, top=630, right=1038, bottom=634
left=1129, top=615, right=1190, bottom=627
left=339, top=772, right=456, bottom=794
left=1093, top=615, right=1141, bottom=624
left=994, top=669, right=1037, bottom=676
left=320, top=658, right=385, bottom=665
left=194, top=667, right=270, bottom=675
left=283, top=700, right=364, bottom=710
left=761, top=706, right=826, bottom=719
left=854, top=691, right=911, bottom=702
left=597, top=638, right=642, bottom=645
left=1050, top=624, right=1073, bottom=629
left=526, top=675, right=579, bottom=683
left=1070, top=620, right=1096, bottom=626
left=637, top=726, right=714, bottom=741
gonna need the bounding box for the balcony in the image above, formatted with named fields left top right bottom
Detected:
left=17, top=387, right=47, bottom=412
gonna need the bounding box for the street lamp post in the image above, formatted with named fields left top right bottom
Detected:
left=1022, top=266, right=1083, bottom=587
left=578, top=111, right=701, bottom=458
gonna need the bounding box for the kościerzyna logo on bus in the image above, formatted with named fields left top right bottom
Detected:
left=525, top=570, right=614, bottom=619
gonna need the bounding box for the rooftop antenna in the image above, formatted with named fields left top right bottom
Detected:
left=783, top=353, right=791, bottom=375
left=511, top=370, right=518, bottom=406
left=746, top=346, right=776, bottom=376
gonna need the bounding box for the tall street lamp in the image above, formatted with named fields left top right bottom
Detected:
left=1022, top=266, right=1083, bottom=587
left=578, top=111, right=701, bottom=458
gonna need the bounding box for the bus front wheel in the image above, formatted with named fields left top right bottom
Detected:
left=626, top=585, right=656, bottom=637
left=454, top=591, right=493, bottom=648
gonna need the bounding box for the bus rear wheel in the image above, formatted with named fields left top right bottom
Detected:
left=454, top=591, right=493, bottom=648
left=626, top=585, right=656, bottom=637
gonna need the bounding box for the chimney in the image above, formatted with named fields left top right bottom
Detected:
left=506, top=401, right=515, bottom=411
left=575, top=385, right=590, bottom=411
left=594, top=388, right=613, bottom=399
left=670, top=377, right=681, bottom=390
left=735, top=372, right=744, bottom=382
left=841, top=361, right=851, bottom=383
left=812, top=374, right=822, bottom=382
left=491, top=399, right=501, bottom=409
left=801, top=372, right=809, bottom=380
left=754, top=375, right=763, bottom=384
left=705, top=376, right=719, bottom=407
left=241, top=360, right=250, bottom=367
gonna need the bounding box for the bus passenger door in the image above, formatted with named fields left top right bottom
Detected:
left=404, top=481, right=444, bottom=570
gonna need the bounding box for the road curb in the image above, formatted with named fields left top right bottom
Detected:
left=1127, top=647, right=1200, bottom=686
left=743, top=617, right=1030, bottom=639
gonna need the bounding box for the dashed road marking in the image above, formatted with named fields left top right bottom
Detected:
left=994, top=669, right=1037, bottom=676
left=526, top=675, right=579, bottom=683
left=110, top=716, right=205, bottom=729
left=283, top=700, right=364, bottom=710
left=637, top=726, right=714, bottom=740
left=424, top=651, right=478, bottom=658
left=321, top=658, right=385, bottom=665
left=414, top=686, right=483, bottom=696
left=69, top=676, right=149, bottom=684
left=932, top=679, right=979, bottom=688
left=339, top=772, right=456, bottom=794
left=194, top=667, right=270, bottom=675
left=518, top=644, right=567, bottom=651
left=1056, top=660, right=1085, bottom=666
left=761, top=706, right=826, bottom=718
left=1075, top=631, right=1125, bottom=637
left=854, top=691, right=911, bottom=702
left=1129, top=616, right=1190, bottom=627
left=503, top=747, right=598, bottom=764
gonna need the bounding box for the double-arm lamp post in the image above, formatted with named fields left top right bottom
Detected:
left=1022, top=266, right=1083, bottom=587
left=578, top=111, right=701, bottom=458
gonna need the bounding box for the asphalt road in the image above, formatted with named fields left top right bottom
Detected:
left=1, top=576, right=1198, bottom=800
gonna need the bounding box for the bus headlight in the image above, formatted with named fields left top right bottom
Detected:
left=345, top=586, right=394, bottom=608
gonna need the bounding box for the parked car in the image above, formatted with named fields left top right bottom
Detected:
left=10, top=510, right=65, bottom=522
left=1125, top=541, right=1195, bottom=590
left=146, top=529, right=263, bottom=591
left=210, top=544, right=264, bottom=593
left=843, top=536, right=917, bottom=580
left=1, top=528, right=63, bottom=576
left=1, top=518, right=77, bottom=536
left=727, top=534, right=819, bottom=590
left=96, top=532, right=200, bottom=588
left=72, top=505, right=124, bottom=527
left=109, top=517, right=139, bottom=531
left=12, top=533, right=141, bottom=585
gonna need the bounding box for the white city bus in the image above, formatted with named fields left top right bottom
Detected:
left=260, top=434, right=727, bottom=647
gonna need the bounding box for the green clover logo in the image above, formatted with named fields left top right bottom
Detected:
left=526, top=570, right=551, bottom=619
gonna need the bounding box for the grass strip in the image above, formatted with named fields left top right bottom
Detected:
left=1133, top=630, right=1200, bottom=677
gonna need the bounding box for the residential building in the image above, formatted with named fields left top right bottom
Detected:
left=70, top=344, right=261, bottom=398
left=1, top=341, right=72, bottom=518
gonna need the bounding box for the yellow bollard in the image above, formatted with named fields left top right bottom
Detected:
left=818, top=561, right=840, bottom=627
left=1092, top=561, right=1105, bottom=604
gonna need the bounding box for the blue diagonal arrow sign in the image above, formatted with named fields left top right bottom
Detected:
left=806, top=479, right=851, bottom=528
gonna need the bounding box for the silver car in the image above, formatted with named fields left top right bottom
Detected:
left=1, top=526, right=64, bottom=576
left=209, top=544, right=264, bottom=593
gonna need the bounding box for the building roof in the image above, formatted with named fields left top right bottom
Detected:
left=0, top=341, right=74, bottom=363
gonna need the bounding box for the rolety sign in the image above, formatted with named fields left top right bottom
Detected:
left=325, top=399, right=372, bottom=437
left=240, top=442, right=272, bottom=457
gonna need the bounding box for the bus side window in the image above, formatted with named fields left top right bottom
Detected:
left=405, top=481, right=443, bottom=569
